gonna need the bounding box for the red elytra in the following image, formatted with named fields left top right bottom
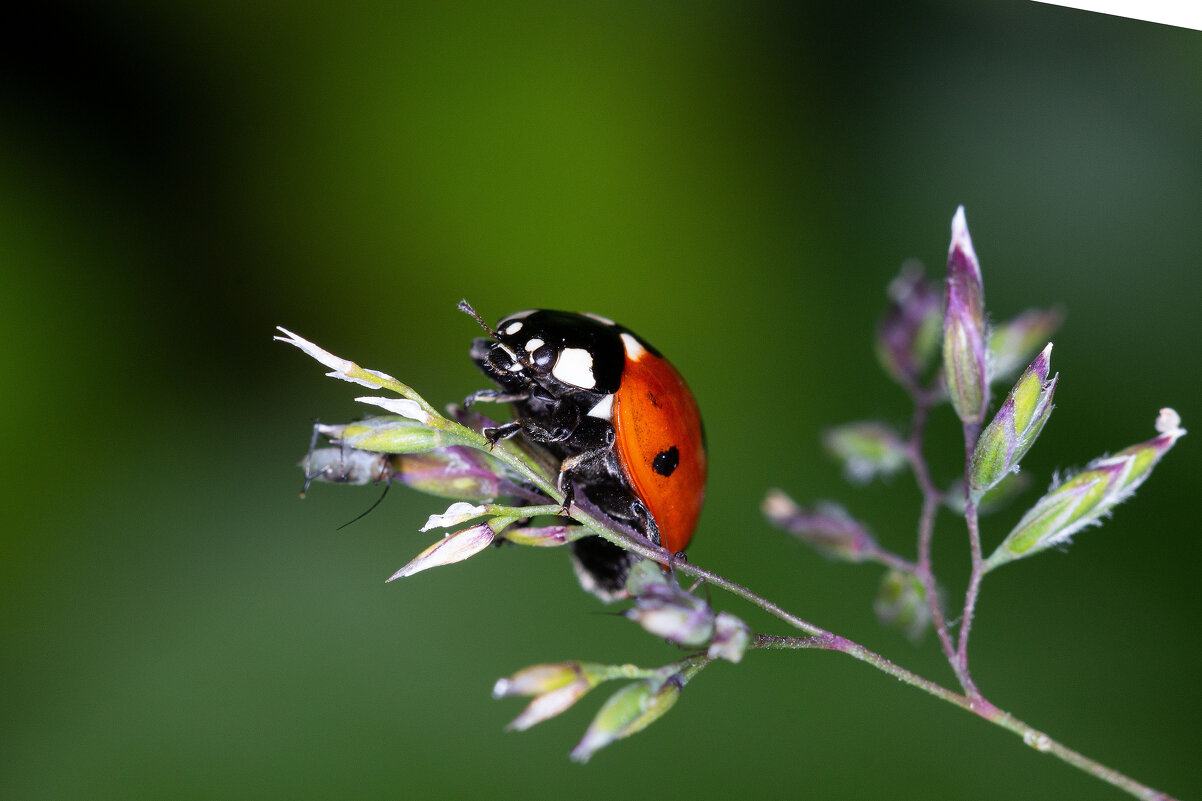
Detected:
left=613, top=341, right=707, bottom=555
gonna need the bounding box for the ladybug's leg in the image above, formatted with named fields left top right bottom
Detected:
left=484, top=399, right=581, bottom=446
left=482, top=421, right=523, bottom=446
left=463, top=388, right=529, bottom=408
left=555, top=418, right=616, bottom=494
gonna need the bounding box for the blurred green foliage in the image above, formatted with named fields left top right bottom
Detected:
left=2, top=2, right=1199, bottom=799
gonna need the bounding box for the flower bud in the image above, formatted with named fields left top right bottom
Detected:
left=494, top=661, right=609, bottom=731
left=707, top=611, right=750, bottom=663
left=354, top=396, right=436, bottom=426
left=326, top=415, right=457, bottom=453
left=873, top=568, right=930, bottom=642
left=570, top=676, right=682, bottom=763
left=762, top=490, right=878, bottom=562
left=493, top=661, right=597, bottom=698
left=625, top=582, right=715, bottom=648
left=989, top=307, right=1064, bottom=382
left=942, top=206, right=988, bottom=424
left=421, top=501, right=489, bottom=532
left=969, top=344, right=1057, bottom=499
left=390, top=447, right=509, bottom=500
left=388, top=519, right=507, bottom=581
left=986, top=409, right=1185, bottom=571
left=617, top=558, right=664, bottom=592
left=275, top=326, right=394, bottom=389
left=822, top=422, right=907, bottom=484
left=501, top=525, right=586, bottom=547
left=875, top=260, right=943, bottom=388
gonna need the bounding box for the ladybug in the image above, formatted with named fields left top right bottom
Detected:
left=462, top=303, right=707, bottom=599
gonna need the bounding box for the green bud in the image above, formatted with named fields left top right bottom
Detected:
left=969, top=344, right=1057, bottom=500
left=335, top=415, right=463, bottom=453
left=822, top=422, right=907, bottom=483
left=988, top=307, right=1064, bottom=382
left=570, top=676, right=682, bottom=763
left=986, top=409, right=1185, bottom=571
left=623, top=560, right=669, bottom=597
left=873, top=569, right=930, bottom=642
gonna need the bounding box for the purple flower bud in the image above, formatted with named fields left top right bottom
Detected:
left=821, top=421, right=907, bottom=484
left=707, top=611, right=750, bottom=663
left=762, top=490, right=878, bottom=562
left=986, top=409, right=1185, bottom=570
left=395, top=446, right=542, bottom=502
left=873, top=568, right=930, bottom=642
left=875, top=260, right=943, bottom=388
left=501, top=525, right=586, bottom=547
left=570, top=676, right=682, bottom=763
left=942, top=206, right=989, bottom=424
left=625, top=581, right=715, bottom=648
left=970, top=344, right=1058, bottom=499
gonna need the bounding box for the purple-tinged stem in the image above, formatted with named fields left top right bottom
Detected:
left=904, top=386, right=964, bottom=684
left=867, top=547, right=919, bottom=576
left=956, top=421, right=985, bottom=697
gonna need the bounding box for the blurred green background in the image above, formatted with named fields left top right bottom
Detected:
left=3, top=2, right=1199, bottom=799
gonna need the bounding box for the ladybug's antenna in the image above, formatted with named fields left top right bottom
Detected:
left=458, top=299, right=499, bottom=339
left=337, top=479, right=391, bottom=531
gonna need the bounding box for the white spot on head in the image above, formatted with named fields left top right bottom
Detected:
left=587, top=394, right=614, bottom=420
left=524, top=338, right=545, bottom=352
left=583, top=312, right=616, bottom=326
left=552, top=347, right=596, bottom=388
left=503, top=321, right=523, bottom=336
left=619, top=332, right=647, bottom=361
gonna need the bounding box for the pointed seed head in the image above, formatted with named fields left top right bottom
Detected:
left=570, top=677, right=682, bottom=763
left=942, top=206, right=989, bottom=424
left=986, top=409, right=1185, bottom=570
left=969, top=344, right=1057, bottom=498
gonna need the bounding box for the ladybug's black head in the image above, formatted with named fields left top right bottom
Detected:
left=462, top=303, right=627, bottom=395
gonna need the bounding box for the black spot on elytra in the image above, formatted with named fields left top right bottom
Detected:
left=652, top=446, right=679, bottom=477
left=646, top=390, right=661, bottom=409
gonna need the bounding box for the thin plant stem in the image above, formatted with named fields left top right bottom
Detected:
left=865, top=547, right=919, bottom=575
left=904, top=386, right=966, bottom=687
left=956, top=420, right=985, bottom=695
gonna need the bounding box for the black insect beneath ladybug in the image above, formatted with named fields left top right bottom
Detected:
left=460, top=301, right=707, bottom=599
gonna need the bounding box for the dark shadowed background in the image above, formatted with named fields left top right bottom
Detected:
left=2, top=2, right=1199, bottom=799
